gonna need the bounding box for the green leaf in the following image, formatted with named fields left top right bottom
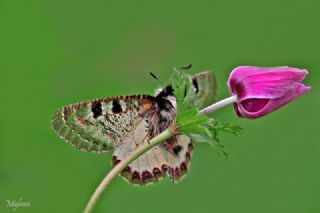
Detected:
left=170, top=67, right=242, bottom=156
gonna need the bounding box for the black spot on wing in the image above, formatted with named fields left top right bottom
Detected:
left=112, top=100, right=122, bottom=113
left=192, top=78, right=199, bottom=93
left=173, top=145, right=183, bottom=155
left=91, top=102, right=102, bottom=118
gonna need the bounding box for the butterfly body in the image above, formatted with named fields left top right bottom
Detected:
left=51, top=71, right=216, bottom=185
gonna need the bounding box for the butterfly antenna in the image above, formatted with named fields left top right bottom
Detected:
left=173, top=64, right=192, bottom=72
left=180, top=64, right=192, bottom=70
left=149, top=72, right=164, bottom=85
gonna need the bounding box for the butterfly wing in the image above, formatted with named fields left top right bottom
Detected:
left=192, top=71, right=217, bottom=108
left=51, top=95, right=154, bottom=153
left=112, top=115, right=192, bottom=185
left=51, top=71, right=215, bottom=185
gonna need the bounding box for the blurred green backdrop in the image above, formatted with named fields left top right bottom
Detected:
left=0, top=0, right=319, bottom=212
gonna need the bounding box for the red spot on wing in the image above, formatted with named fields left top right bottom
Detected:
left=180, top=162, right=187, bottom=172
left=72, top=104, right=81, bottom=110
left=121, top=166, right=132, bottom=180
left=62, top=107, right=70, bottom=122
left=141, top=170, right=154, bottom=184
left=174, top=167, right=180, bottom=180
left=109, top=133, right=116, bottom=141
left=153, top=168, right=163, bottom=179
left=142, top=103, right=152, bottom=110
left=76, top=116, right=86, bottom=125
left=112, top=156, right=121, bottom=166
left=131, top=171, right=141, bottom=182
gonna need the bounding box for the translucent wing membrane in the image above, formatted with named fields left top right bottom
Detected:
left=192, top=71, right=217, bottom=108
left=51, top=95, right=154, bottom=152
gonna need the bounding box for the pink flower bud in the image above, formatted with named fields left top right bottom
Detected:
left=227, top=66, right=310, bottom=119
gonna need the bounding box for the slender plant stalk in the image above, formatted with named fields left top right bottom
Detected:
left=197, top=95, right=237, bottom=115
left=83, top=95, right=237, bottom=213
left=83, top=128, right=175, bottom=213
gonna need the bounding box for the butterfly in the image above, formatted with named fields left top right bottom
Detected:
left=51, top=71, right=216, bottom=185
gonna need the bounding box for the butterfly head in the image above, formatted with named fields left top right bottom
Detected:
left=154, top=85, right=176, bottom=109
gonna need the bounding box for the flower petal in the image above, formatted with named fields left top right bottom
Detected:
left=227, top=66, right=308, bottom=101
left=235, top=83, right=310, bottom=118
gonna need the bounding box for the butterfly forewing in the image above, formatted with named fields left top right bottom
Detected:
left=192, top=71, right=217, bottom=108
left=51, top=95, right=154, bottom=153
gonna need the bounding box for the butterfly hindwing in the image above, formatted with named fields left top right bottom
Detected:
left=112, top=115, right=193, bottom=185
left=51, top=95, right=154, bottom=153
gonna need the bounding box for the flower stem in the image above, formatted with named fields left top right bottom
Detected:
left=83, top=128, right=175, bottom=213
left=197, top=95, right=237, bottom=115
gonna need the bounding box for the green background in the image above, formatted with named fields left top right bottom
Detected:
left=1, top=0, right=319, bottom=212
